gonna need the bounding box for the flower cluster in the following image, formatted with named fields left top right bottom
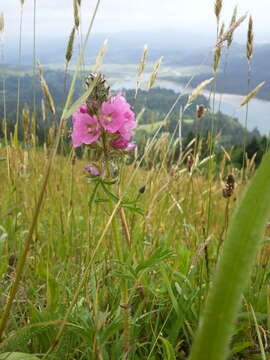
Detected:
left=71, top=93, right=137, bottom=153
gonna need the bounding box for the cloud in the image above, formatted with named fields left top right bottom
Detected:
left=1, top=0, right=270, bottom=43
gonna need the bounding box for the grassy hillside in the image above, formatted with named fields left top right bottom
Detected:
left=0, top=142, right=269, bottom=359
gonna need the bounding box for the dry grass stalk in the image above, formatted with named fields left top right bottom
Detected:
left=240, top=81, right=265, bottom=106
left=22, top=104, right=30, bottom=143
left=65, top=26, right=76, bottom=65
left=148, top=57, right=163, bottom=90
left=214, top=0, right=223, bottom=20
left=189, top=236, right=212, bottom=275
left=220, top=146, right=231, bottom=161
left=37, top=62, right=56, bottom=115
left=187, top=77, right=214, bottom=105
left=41, top=98, right=46, bottom=121
left=216, top=13, right=248, bottom=49
left=92, top=39, right=108, bottom=73
left=227, top=6, right=237, bottom=48
left=0, top=12, right=4, bottom=35
left=73, top=0, right=80, bottom=29
left=247, top=16, right=254, bottom=61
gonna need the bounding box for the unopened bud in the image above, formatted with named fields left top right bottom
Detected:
left=139, top=185, right=146, bottom=194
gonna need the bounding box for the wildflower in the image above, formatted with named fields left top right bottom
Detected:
left=125, top=142, right=137, bottom=152
left=119, top=117, right=137, bottom=140
left=71, top=74, right=137, bottom=178
left=111, top=137, right=136, bottom=152
left=71, top=106, right=101, bottom=147
left=84, top=164, right=100, bottom=176
left=100, top=93, right=135, bottom=134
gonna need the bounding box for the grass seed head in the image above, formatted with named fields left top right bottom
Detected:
left=148, top=57, right=163, bottom=90
left=214, top=0, right=223, bottom=20
left=222, top=174, right=235, bottom=198
left=247, top=15, right=254, bottom=61
left=227, top=6, right=238, bottom=48
left=92, top=39, right=108, bottom=73
left=240, top=81, right=265, bottom=106
left=73, top=0, right=80, bottom=29
left=0, top=12, right=4, bottom=35
left=216, top=13, right=247, bottom=49
left=65, top=26, right=76, bottom=65
left=41, top=98, right=46, bottom=121
left=37, top=62, right=56, bottom=115
left=187, top=77, right=214, bottom=105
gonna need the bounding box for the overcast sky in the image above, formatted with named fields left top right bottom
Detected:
left=1, top=0, right=270, bottom=44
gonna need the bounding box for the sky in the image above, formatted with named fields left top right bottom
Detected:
left=1, top=0, right=270, bottom=44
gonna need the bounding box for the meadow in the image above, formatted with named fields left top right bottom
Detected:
left=1, top=1, right=270, bottom=359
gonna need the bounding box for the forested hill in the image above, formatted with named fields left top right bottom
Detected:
left=0, top=68, right=260, bottom=146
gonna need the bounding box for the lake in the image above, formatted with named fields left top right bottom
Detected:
left=110, top=75, right=270, bottom=135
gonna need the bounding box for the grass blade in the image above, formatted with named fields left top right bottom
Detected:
left=189, top=150, right=270, bottom=360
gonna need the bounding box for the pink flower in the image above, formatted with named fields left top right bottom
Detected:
left=100, top=93, right=135, bottom=134
left=84, top=164, right=100, bottom=176
left=119, top=118, right=137, bottom=140
left=111, top=138, right=129, bottom=149
left=71, top=106, right=101, bottom=147
left=112, top=138, right=136, bottom=152
left=125, top=142, right=137, bottom=152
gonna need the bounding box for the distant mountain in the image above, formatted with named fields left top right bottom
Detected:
left=4, top=30, right=270, bottom=100
left=4, top=29, right=216, bottom=65
left=163, top=43, right=270, bottom=101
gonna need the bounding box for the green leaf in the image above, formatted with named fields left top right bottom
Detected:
left=99, top=320, right=123, bottom=345
left=63, top=78, right=98, bottom=120
left=101, top=178, right=118, bottom=185
left=0, top=353, right=40, bottom=360
left=100, top=182, right=119, bottom=202
left=95, top=198, right=110, bottom=203
left=0, top=158, right=6, bottom=161
left=121, top=205, right=144, bottom=215
left=189, top=151, right=270, bottom=360
left=160, top=337, right=176, bottom=360
left=135, top=248, right=173, bottom=275
left=230, top=342, right=254, bottom=356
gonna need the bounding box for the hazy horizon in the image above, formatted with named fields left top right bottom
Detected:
left=2, top=0, right=270, bottom=45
